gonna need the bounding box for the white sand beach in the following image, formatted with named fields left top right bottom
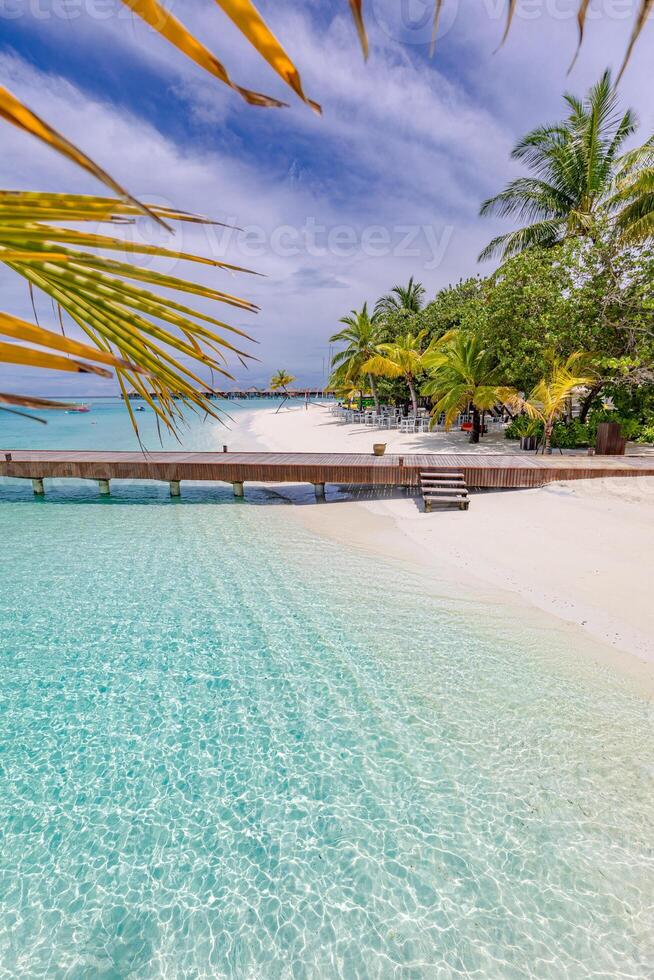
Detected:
left=244, top=403, right=654, bottom=674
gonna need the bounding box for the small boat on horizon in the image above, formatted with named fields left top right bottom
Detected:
left=65, top=404, right=91, bottom=414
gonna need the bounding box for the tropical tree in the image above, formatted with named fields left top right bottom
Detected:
left=479, top=71, right=639, bottom=261
left=329, top=303, right=382, bottom=411
left=421, top=331, right=516, bottom=444
left=270, top=369, right=296, bottom=412
left=508, top=352, right=596, bottom=453
left=612, top=136, right=654, bottom=243
left=362, top=329, right=433, bottom=414
left=270, top=370, right=295, bottom=392
left=374, top=277, right=426, bottom=318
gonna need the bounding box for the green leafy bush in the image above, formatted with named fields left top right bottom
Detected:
left=551, top=419, right=590, bottom=447
left=507, top=410, right=651, bottom=447
left=586, top=408, right=641, bottom=441
left=504, top=415, right=542, bottom=439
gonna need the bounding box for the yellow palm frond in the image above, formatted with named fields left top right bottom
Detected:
left=361, top=355, right=404, bottom=379
left=617, top=0, right=653, bottom=82
left=214, top=0, right=321, bottom=111
left=0, top=340, right=113, bottom=377
left=517, top=352, right=596, bottom=424
left=0, top=391, right=80, bottom=413
left=0, top=86, right=164, bottom=226
left=348, top=1, right=369, bottom=59
left=122, top=0, right=287, bottom=109
left=0, top=192, right=258, bottom=430
left=0, top=312, right=137, bottom=371
left=270, top=369, right=295, bottom=390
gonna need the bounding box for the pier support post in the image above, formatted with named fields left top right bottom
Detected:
left=313, top=482, right=325, bottom=499
left=232, top=481, right=244, bottom=497
left=31, top=478, right=44, bottom=496
left=98, top=479, right=110, bottom=496
left=170, top=480, right=181, bottom=497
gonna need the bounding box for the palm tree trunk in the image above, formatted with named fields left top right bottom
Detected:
left=544, top=419, right=553, bottom=454
left=407, top=377, right=418, bottom=414
left=469, top=407, right=481, bottom=444
left=368, top=374, right=380, bottom=413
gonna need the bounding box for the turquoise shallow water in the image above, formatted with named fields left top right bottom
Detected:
left=0, top=395, right=265, bottom=453
left=1, top=402, right=653, bottom=977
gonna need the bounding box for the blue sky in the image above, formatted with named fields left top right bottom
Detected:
left=1, top=0, right=652, bottom=394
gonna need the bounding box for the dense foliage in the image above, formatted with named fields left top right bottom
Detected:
left=331, top=235, right=653, bottom=442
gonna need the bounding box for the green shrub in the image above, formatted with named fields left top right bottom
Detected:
left=503, top=409, right=648, bottom=445
left=551, top=419, right=590, bottom=447
left=504, top=415, right=542, bottom=439
left=586, top=408, right=641, bottom=442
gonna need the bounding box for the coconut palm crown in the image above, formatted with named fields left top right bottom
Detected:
left=329, top=303, right=383, bottom=410
left=508, top=351, right=596, bottom=453
left=362, top=329, right=433, bottom=413
left=422, top=330, right=516, bottom=443
left=479, top=71, right=638, bottom=261
left=374, top=277, right=426, bottom=318
left=611, top=136, right=654, bottom=243
left=270, top=370, right=296, bottom=391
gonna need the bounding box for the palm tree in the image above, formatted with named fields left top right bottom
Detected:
left=374, top=277, right=426, bottom=318
left=329, top=303, right=382, bottom=411
left=270, top=369, right=296, bottom=411
left=270, top=370, right=295, bottom=392
left=612, top=136, right=654, bottom=243
left=362, top=329, right=432, bottom=414
left=508, top=352, right=596, bottom=453
left=479, top=71, right=637, bottom=261
left=421, top=331, right=516, bottom=444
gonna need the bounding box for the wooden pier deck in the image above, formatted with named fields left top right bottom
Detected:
left=2, top=450, right=654, bottom=493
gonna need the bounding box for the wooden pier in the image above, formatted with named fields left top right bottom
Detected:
left=1, top=450, right=653, bottom=497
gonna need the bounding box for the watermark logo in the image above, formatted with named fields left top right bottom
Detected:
left=368, top=0, right=636, bottom=48
left=118, top=213, right=455, bottom=273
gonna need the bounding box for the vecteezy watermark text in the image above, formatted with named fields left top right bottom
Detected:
left=152, top=219, right=456, bottom=271
left=0, top=0, right=163, bottom=20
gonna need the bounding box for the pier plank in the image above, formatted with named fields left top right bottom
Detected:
left=1, top=450, right=654, bottom=490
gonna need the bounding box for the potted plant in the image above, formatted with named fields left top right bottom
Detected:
left=373, top=443, right=386, bottom=456
left=511, top=417, right=541, bottom=451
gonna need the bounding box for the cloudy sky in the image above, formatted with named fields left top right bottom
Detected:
left=1, top=0, right=652, bottom=394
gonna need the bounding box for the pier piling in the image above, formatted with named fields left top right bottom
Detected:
left=170, top=480, right=181, bottom=497
left=98, top=479, right=110, bottom=496
left=31, top=478, right=44, bottom=495
left=233, top=481, right=244, bottom=497
left=313, top=482, right=326, bottom=498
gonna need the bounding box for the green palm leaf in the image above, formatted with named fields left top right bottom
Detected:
left=479, top=70, right=645, bottom=260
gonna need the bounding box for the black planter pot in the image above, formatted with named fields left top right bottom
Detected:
left=520, top=435, right=537, bottom=451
